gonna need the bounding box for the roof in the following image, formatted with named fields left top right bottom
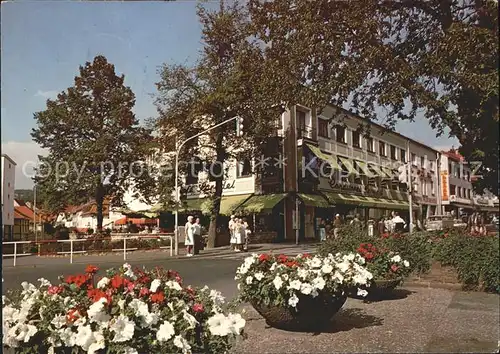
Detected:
left=1, top=154, right=17, bottom=165
left=441, top=149, right=465, bottom=162
left=14, top=205, right=43, bottom=222
left=14, top=210, right=30, bottom=220
left=330, top=105, right=440, bottom=154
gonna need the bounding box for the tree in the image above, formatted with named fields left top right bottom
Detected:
left=155, top=2, right=280, bottom=248
left=32, top=55, right=154, bottom=230
left=247, top=0, right=498, bottom=193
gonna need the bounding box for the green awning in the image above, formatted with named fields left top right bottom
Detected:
left=356, top=160, right=376, bottom=178
left=381, top=166, right=395, bottom=179
left=298, top=193, right=331, bottom=208
left=306, top=144, right=341, bottom=170
left=338, top=157, right=359, bottom=175
left=323, top=192, right=410, bottom=210
left=235, top=193, right=287, bottom=214
left=219, top=194, right=253, bottom=215
left=369, top=164, right=391, bottom=179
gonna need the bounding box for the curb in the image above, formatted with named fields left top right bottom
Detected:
left=403, top=280, right=463, bottom=291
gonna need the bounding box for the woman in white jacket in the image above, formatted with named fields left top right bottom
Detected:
left=184, top=216, right=195, bottom=257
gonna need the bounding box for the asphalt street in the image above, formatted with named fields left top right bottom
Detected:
left=2, top=257, right=242, bottom=300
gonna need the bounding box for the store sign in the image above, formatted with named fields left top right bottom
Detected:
left=475, top=198, right=488, bottom=205
left=328, top=179, right=363, bottom=193
left=440, top=171, right=449, bottom=203
left=422, top=195, right=437, bottom=204
left=185, top=180, right=236, bottom=195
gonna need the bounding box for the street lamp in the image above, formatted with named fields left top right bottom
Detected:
left=174, top=116, right=243, bottom=255
left=33, top=183, right=38, bottom=243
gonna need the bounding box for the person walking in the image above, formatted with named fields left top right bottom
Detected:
left=234, top=218, right=245, bottom=252
left=350, top=214, right=362, bottom=229
left=333, top=214, right=342, bottom=239
left=318, top=218, right=326, bottom=242
left=377, top=217, right=386, bottom=236
left=242, top=218, right=251, bottom=252
left=184, top=216, right=195, bottom=257
left=193, top=217, right=202, bottom=255
left=392, top=212, right=406, bottom=232
left=229, top=215, right=237, bottom=250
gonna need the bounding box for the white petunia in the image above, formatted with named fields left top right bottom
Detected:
left=312, top=277, right=326, bottom=290
left=227, top=313, right=246, bottom=335
left=75, top=325, right=94, bottom=351
left=346, top=253, right=356, bottom=261
left=166, top=280, right=183, bottom=291
left=109, top=315, right=135, bottom=342
left=87, top=298, right=110, bottom=326
left=288, top=280, right=301, bottom=290
left=97, top=277, right=110, bottom=289
left=207, top=313, right=232, bottom=336
left=173, top=335, right=192, bottom=353
left=332, top=271, right=344, bottom=283
left=182, top=310, right=199, bottom=329
left=288, top=294, right=299, bottom=307
left=123, top=347, right=139, bottom=354
left=51, top=315, right=67, bottom=329
left=403, top=260, right=410, bottom=267
left=309, top=257, right=322, bottom=268
left=282, top=274, right=289, bottom=281
left=88, top=331, right=105, bottom=354
left=157, top=321, right=175, bottom=342
left=254, top=272, right=265, bottom=281
left=391, top=255, right=402, bottom=263
left=14, top=323, right=38, bottom=343
left=118, top=299, right=126, bottom=311
left=129, top=299, right=149, bottom=318
left=300, top=283, right=313, bottom=295
left=38, top=278, right=51, bottom=287
left=357, top=288, right=369, bottom=297
left=246, top=276, right=253, bottom=285
left=150, top=279, right=162, bottom=293
left=321, top=264, right=333, bottom=274
left=273, top=276, right=284, bottom=290
left=123, top=263, right=136, bottom=279
left=297, top=268, right=309, bottom=280
left=336, top=261, right=350, bottom=273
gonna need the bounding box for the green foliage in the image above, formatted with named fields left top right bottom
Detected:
left=317, top=225, right=372, bottom=256
left=247, top=0, right=499, bottom=192
left=434, top=232, right=499, bottom=293
left=31, top=55, right=155, bottom=229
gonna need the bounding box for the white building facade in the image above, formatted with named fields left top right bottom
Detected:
left=1, top=154, right=16, bottom=240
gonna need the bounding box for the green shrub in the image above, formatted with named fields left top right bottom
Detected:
left=317, top=225, right=372, bottom=256
left=434, top=232, right=499, bottom=293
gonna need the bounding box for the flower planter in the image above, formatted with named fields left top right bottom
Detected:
left=348, top=277, right=402, bottom=299
left=250, top=292, right=347, bottom=332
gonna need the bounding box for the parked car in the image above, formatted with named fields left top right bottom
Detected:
left=453, top=219, right=468, bottom=229
left=425, top=215, right=455, bottom=231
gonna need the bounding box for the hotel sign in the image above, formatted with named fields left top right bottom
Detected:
left=185, top=180, right=236, bottom=195
left=440, top=171, right=449, bottom=204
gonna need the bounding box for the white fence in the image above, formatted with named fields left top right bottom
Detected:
left=2, top=234, right=174, bottom=266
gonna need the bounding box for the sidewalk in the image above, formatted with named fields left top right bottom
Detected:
left=1, top=242, right=319, bottom=268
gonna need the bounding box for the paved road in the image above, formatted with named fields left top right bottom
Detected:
left=2, top=257, right=243, bottom=300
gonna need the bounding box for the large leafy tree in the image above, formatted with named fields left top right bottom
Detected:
left=247, top=0, right=498, bottom=193
left=32, top=55, right=154, bottom=230
left=155, top=2, right=280, bottom=247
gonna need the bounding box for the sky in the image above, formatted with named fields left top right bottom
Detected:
left=1, top=0, right=459, bottom=189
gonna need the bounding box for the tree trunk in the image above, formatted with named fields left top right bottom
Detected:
left=95, top=185, right=105, bottom=232
left=207, top=135, right=225, bottom=248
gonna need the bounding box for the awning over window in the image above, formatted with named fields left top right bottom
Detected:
left=367, top=164, right=391, bottom=179
left=338, top=157, right=359, bottom=175
left=219, top=194, right=253, bottom=215
left=381, top=166, right=395, bottom=179
left=322, top=192, right=410, bottom=210
left=306, top=144, right=341, bottom=170
left=356, top=160, right=376, bottom=178
left=298, top=193, right=331, bottom=208
left=235, top=193, right=287, bottom=214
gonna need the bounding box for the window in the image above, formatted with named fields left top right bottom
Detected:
left=400, top=149, right=406, bottom=163
left=318, top=118, right=329, bottom=138
left=457, top=187, right=461, bottom=197
left=450, top=184, right=456, bottom=196
left=430, top=180, right=435, bottom=195
left=467, top=189, right=471, bottom=199
left=335, top=125, right=346, bottom=143
left=379, top=141, right=386, bottom=156
left=366, top=137, right=375, bottom=152
left=422, top=181, right=427, bottom=195
left=352, top=130, right=361, bottom=148
left=429, top=161, right=434, bottom=170
left=420, top=156, right=425, bottom=168
left=7, top=194, right=9, bottom=200
left=237, top=159, right=252, bottom=177
left=411, top=153, right=417, bottom=165
left=390, top=145, right=397, bottom=160
left=297, top=110, right=306, bottom=131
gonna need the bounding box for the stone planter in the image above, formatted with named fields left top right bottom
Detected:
left=250, top=292, right=347, bottom=332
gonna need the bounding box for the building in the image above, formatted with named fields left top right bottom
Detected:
left=157, top=103, right=444, bottom=244
left=1, top=154, right=16, bottom=240
left=439, top=148, right=498, bottom=216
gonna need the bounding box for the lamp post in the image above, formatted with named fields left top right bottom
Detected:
left=174, top=116, right=242, bottom=255
left=406, top=140, right=413, bottom=235
left=34, top=183, right=38, bottom=243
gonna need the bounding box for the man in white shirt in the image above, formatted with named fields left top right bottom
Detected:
left=392, top=212, right=406, bottom=232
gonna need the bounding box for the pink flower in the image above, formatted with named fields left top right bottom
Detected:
left=192, top=303, right=204, bottom=313
left=47, top=285, right=62, bottom=295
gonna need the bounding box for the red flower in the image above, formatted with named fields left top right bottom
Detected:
left=66, top=308, right=80, bottom=323
left=139, top=287, right=150, bottom=297
left=126, top=282, right=135, bottom=293
left=381, top=233, right=389, bottom=239
left=65, top=274, right=88, bottom=288
left=87, top=289, right=112, bottom=305
left=85, top=265, right=99, bottom=274
left=391, top=264, right=399, bottom=272
left=259, top=254, right=271, bottom=262
left=192, top=303, right=204, bottom=313
left=364, top=252, right=374, bottom=261
left=47, top=285, right=63, bottom=295
left=175, top=276, right=183, bottom=285
left=284, top=261, right=299, bottom=268
left=302, top=253, right=312, bottom=258
left=110, top=275, right=128, bottom=289
left=277, top=254, right=289, bottom=263
left=150, top=291, right=165, bottom=303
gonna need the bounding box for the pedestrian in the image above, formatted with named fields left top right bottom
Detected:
left=229, top=215, right=237, bottom=250
left=193, top=217, right=202, bottom=255
left=234, top=218, right=245, bottom=252
left=242, top=218, right=251, bottom=252
left=333, top=214, right=342, bottom=239
left=350, top=214, right=362, bottom=229
left=377, top=217, right=386, bottom=236
left=184, top=216, right=195, bottom=257
left=318, top=218, right=326, bottom=242
left=392, top=212, right=406, bottom=232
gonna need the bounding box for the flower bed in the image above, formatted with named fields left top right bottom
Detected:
left=3, top=264, right=245, bottom=353
left=234, top=253, right=373, bottom=330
